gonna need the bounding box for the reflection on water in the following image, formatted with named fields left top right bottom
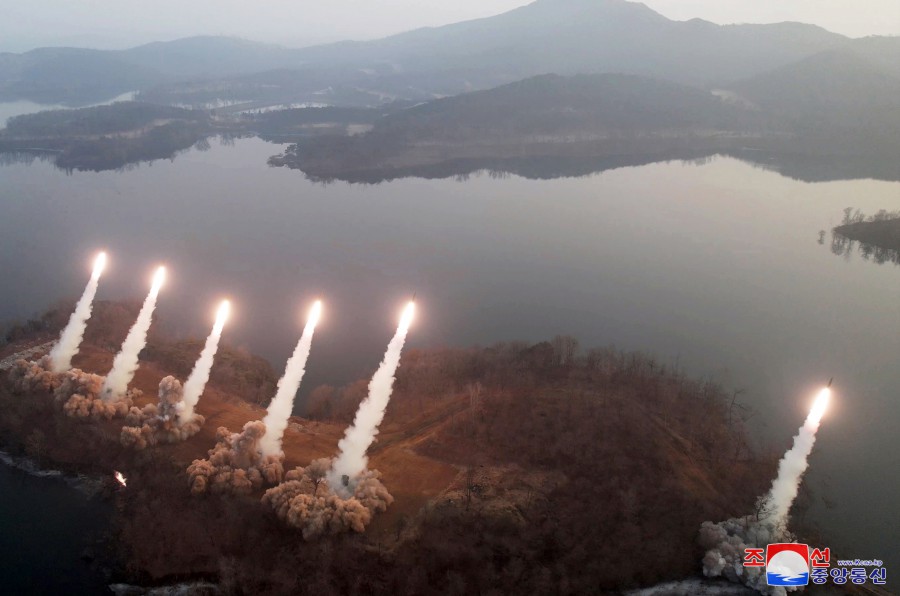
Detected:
left=4, top=140, right=899, bottom=183
left=0, top=137, right=898, bottom=572
left=829, top=233, right=900, bottom=266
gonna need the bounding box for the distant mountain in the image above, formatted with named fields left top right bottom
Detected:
left=0, top=37, right=298, bottom=105
left=372, top=73, right=754, bottom=141
left=290, top=0, right=846, bottom=86
left=848, top=36, right=900, bottom=79
left=0, top=47, right=162, bottom=105
left=119, top=36, right=300, bottom=79
left=727, top=48, right=900, bottom=132
left=0, top=0, right=858, bottom=106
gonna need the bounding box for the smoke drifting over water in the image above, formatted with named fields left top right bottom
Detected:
left=179, top=300, right=230, bottom=424
left=700, top=388, right=832, bottom=595
left=328, top=302, right=414, bottom=494
left=186, top=421, right=283, bottom=495
left=102, top=266, right=165, bottom=401
left=49, top=252, right=106, bottom=373
left=259, top=300, right=321, bottom=457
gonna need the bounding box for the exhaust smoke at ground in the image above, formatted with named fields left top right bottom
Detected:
left=263, top=458, right=393, bottom=539
left=259, top=300, right=321, bottom=457
left=186, top=420, right=284, bottom=495
left=9, top=357, right=137, bottom=419
left=121, top=376, right=204, bottom=449
left=102, top=266, right=165, bottom=401
left=48, top=252, right=106, bottom=373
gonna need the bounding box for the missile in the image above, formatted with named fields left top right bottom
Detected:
left=827, top=377, right=833, bottom=388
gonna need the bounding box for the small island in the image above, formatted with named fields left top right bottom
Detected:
left=830, top=209, right=900, bottom=265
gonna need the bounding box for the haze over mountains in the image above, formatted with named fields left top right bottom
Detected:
left=1, top=0, right=897, bottom=106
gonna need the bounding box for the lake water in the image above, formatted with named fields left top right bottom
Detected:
left=0, top=456, right=112, bottom=593
left=0, top=135, right=898, bottom=573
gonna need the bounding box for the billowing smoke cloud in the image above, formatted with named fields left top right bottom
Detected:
left=186, top=421, right=283, bottom=496
left=9, top=356, right=61, bottom=393
left=121, top=376, right=205, bottom=450
left=179, top=300, right=230, bottom=424
left=700, top=388, right=832, bottom=595
left=263, top=458, right=393, bottom=540
left=49, top=252, right=107, bottom=373
left=102, top=266, right=166, bottom=401
left=59, top=367, right=136, bottom=419
left=259, top=300, right=321, bottom=457
left=9, top=356, right=135, bottom=419
left=327, top=302, right=414, bottom=495
left=699, top=518, right=785, bottom=595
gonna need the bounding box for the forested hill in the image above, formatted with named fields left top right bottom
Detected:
left=361, top=74, right=755, bottom=142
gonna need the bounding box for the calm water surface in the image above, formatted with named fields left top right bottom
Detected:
left=0, top=460, right=111, bottom=592
left=0, top=136, right=898, bottom=572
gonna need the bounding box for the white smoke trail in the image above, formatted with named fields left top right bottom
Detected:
left=179, top=300, right=230, bottom=424
left=328, top=302, right=415, bottom=494
left=700, top=386, right=832, bottom=594
left=759, top=387, right=831, bottom=527
left=49, top=252, right=107, bottom=373
left=259, top=301, right=322, bottom=457
left=101, top=266, right=166, bottom=401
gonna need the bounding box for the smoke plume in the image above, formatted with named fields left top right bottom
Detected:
left=102, top=266, right=165, bottom=401
left=179, top=300, right=230, bottom=424
left=328, top=302, right=414, bottom=494
left=186, top=421, right=284, bottom=496
left=263, top=458, right=393, bottom=539
left=58, top=367, right=136, bottom=419
left=761, top=388, right=830, bottom=527
left=49, top=252, right=106, bottom=373
left=699, top=388, right=831, bottom=595
left=259, top=300, right=321, bottom=457
left=9, top=356, right=61, bottom=393
left=8, top=356, right=135, bottom=419
left=121, top=376, right=205, bottom=450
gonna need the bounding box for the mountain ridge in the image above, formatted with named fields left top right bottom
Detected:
left=0, top=0, right=864, bottom=105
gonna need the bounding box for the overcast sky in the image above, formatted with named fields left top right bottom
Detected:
left=1, top=0, right=897, bottom=52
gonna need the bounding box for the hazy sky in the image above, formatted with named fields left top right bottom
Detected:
left=1, top=0, right=897, bottom=52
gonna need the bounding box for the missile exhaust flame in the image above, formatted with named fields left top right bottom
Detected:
left=114, top=471, right=127, bottom=487
left=179, top=300, right=230, bottom=424
left=101, top=266, right=166, bottom=401
left=48, top=251, right=107, bottom=372
left=259, top=300, right=322, bottom=457
left=328, top=301, right=415, bottom=495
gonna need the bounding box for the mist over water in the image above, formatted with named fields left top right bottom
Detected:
left=0, top=137, right=898, bottom=569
